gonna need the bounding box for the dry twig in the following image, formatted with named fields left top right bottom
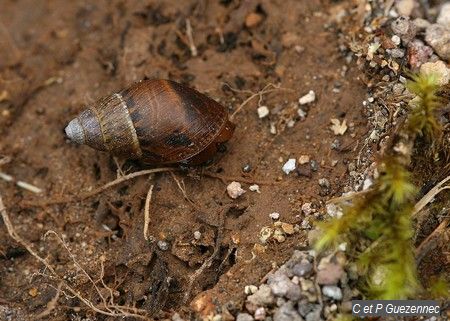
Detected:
left=143, top=184, right=154, bottom=241
left=412, top=175, right=450, bottom=219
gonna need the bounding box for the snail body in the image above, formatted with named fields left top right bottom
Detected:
left=65, top=79, right=234, bottom=165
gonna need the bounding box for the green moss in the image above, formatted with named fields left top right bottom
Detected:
left=314, top=73, right=445, bottom=300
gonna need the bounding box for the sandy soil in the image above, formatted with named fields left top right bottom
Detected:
left=0, top=1, right=370, bottom=319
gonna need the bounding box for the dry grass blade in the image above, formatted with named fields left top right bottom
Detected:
left=412, top=175, right=450, bottom=219
left=21, top=167, right=176, bottom=208
left=143, top=184, right=154, bottom=241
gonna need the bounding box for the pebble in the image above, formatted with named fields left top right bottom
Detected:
left=391, top=16, right=416, bottom=44
left=391, top=35, right=401, bottom=46
left=310, top=160, right=319, bottom=171
left=193, top=231, right=202, bottom=240
left=281, top=222, right=295, bottom=235
left=392, top=83, right=405, bottom=95
left=247, top=284, right=275, bottom=306
left=227, top=181, right=246, bottom=199
left=300, top=278, right=315, bottom=292
left=282, top=159, right=296, bottom=174
left=299, top=90, right=316, bottom=105
left=274, top=301, right=303, bottom=321
left=395, top=0, right=416, bottom=17
left=437, top=3, right=450, bottom=28
left=419, top=61, right=450, bottom=86
left=321, top=285, right=343, bottom=300
left=305, top=306, right=322, bottom=321
left=407, top=39, right=433, bottom=69
left=325, top=203, right=343, bottom=218
left=157, top=240, right=169, bottom=251
left=318, top=178, right=330, bottom=189
left=236, top=313, right=254, bottom=321
left=244, top=285, right=258, bottom=295
left=413, top=18, right=430, bottom=30
left=242, top=164, right=252, bottom=173
left=362, top=177, right=373, bottom=190
left=268, top=272, right=301, bottom=300
left=292, top=259, right=313, bottom=277
left=387, top=48, right=405, bottom=58
left=254, top=307, right=266, bottom=320
left=269, top=212, right=280, bottom=220
left=425, top=24, right=450, bottom=60
left=298, top=155, right=310, bottom=164
left=273, top=229, right=286, bottom=243
left=316, top=262, right=344, bottom=285
left=249, top=184, right=261, bottom=193
left=302, top=203, right=313, bottom=215
left=260, top=226, right=273, bottom=244
left=257, top=106, right=270, bottom=118
left=172, top=312, right=185, bottom=321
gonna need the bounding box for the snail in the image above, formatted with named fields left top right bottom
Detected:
left=64, top=79, right=235, bottom=165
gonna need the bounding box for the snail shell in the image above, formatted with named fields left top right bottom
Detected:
left=65, top=79, right=234, bottom=165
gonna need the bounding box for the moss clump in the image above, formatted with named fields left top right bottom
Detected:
left=315, top=73, right=444, bottom=300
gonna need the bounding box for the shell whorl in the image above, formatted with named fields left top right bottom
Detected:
left=91, top=92, right=142, bottom=158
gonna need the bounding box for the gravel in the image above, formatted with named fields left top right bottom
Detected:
left=321, top=285, right=343, bottom=301
left=236, top=313, right=254, bottom=321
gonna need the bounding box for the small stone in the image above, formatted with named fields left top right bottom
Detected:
left=274, top=301, right=303, bottom=321
left=420, top=61, right=450, bottom=86
left=193, top=231, right=202, bottom=240
left=245, top=12, right=263, bottom=28
left=300, top=278, right=315, bottom=292
left=413, top=18, right=431, bottom=30
left=391, top=35, right=401, bottom=46
left=297, top=108, right=307, bottom=119
left=282, top=158, right=296, bottom=174
left=298, top=155, right=310, bottom=165
left=269, top=212, right=280, bottom=220
left=268, top=272, right=301, bottom=300
left=407, top=39, right=433, bottom=69
left=392, top=83, right=405, bottom=95
left=172, top=312, right=185, bottom=321
left=425, top=24, right=450, bottom=60
left=388, top=48, right=405, bottom=58
left=247, top=284, right=275, bottom=306
left=242, top=164, right=252, bottom=173
left=299, top=90, right=316, bottom=105
left=437, top=3, right=450, bottom=28
left=254, top=307, right=266, bottom=320
left=363, top=177, right=373, bottom=190
left=292, top=259, right=313, bottom=277
left=257, top=106, right=270, bottom=118
left=273, top=229, right=286, bottom=243
left=395, top=0, right=416, bottom=17
left=227, top=181, right=246, bottom=199
left=259, top=227, right=274, bottom=244
left=310, top=160, right=319, bottom=171
left=326, top=203, right=343, bottom=218
left=302, top=203, right=313, bottom=215
left=157, top=240, right=169, bottom=251
left=236, top=312, right=254, bottom=321
left=318, top=178, right=330, bottom=189
left=281, top=222, right=295, bottom=235
left=305, top=306, right=322, bottom=321
left=391, top=16, right=416, bottom=44
left=296, top=165, right=312, bottom=178
left=321, top=285, right=343, bottom=300
left=316, top=262, right=344, bottom=285
left=244, top=285, right=258, bottom=295
left=249, top=184, right=261, bottom=193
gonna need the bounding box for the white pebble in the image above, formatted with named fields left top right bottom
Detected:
left=269, top=212, right=280, bottom=220
left=227, top=181, right=246, bottom=199
left=257, top=106, right=270, bottom=118
left=249, top=184, right=261, bottom=193
left=299, top=90, right=316, bottom=105
left=157, top=240, right=169, bottom=251
left=302, top=202, right=313, bottom=215
left=193, top=231, right=201, bottom=240
left=282, top=158, right=296, bottom=174
left=391, top=34, right=401, bottom=45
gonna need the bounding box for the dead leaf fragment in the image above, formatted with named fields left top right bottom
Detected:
left=330, top=118, right=348, bottom=135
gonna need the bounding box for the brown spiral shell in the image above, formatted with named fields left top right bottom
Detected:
left=65, top=79, right=235, bottom=165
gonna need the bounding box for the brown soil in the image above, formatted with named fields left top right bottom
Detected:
left=0, top=0, right=368, bottom=320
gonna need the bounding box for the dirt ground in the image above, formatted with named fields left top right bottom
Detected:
left=1, top=0, right=373, bottom=320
